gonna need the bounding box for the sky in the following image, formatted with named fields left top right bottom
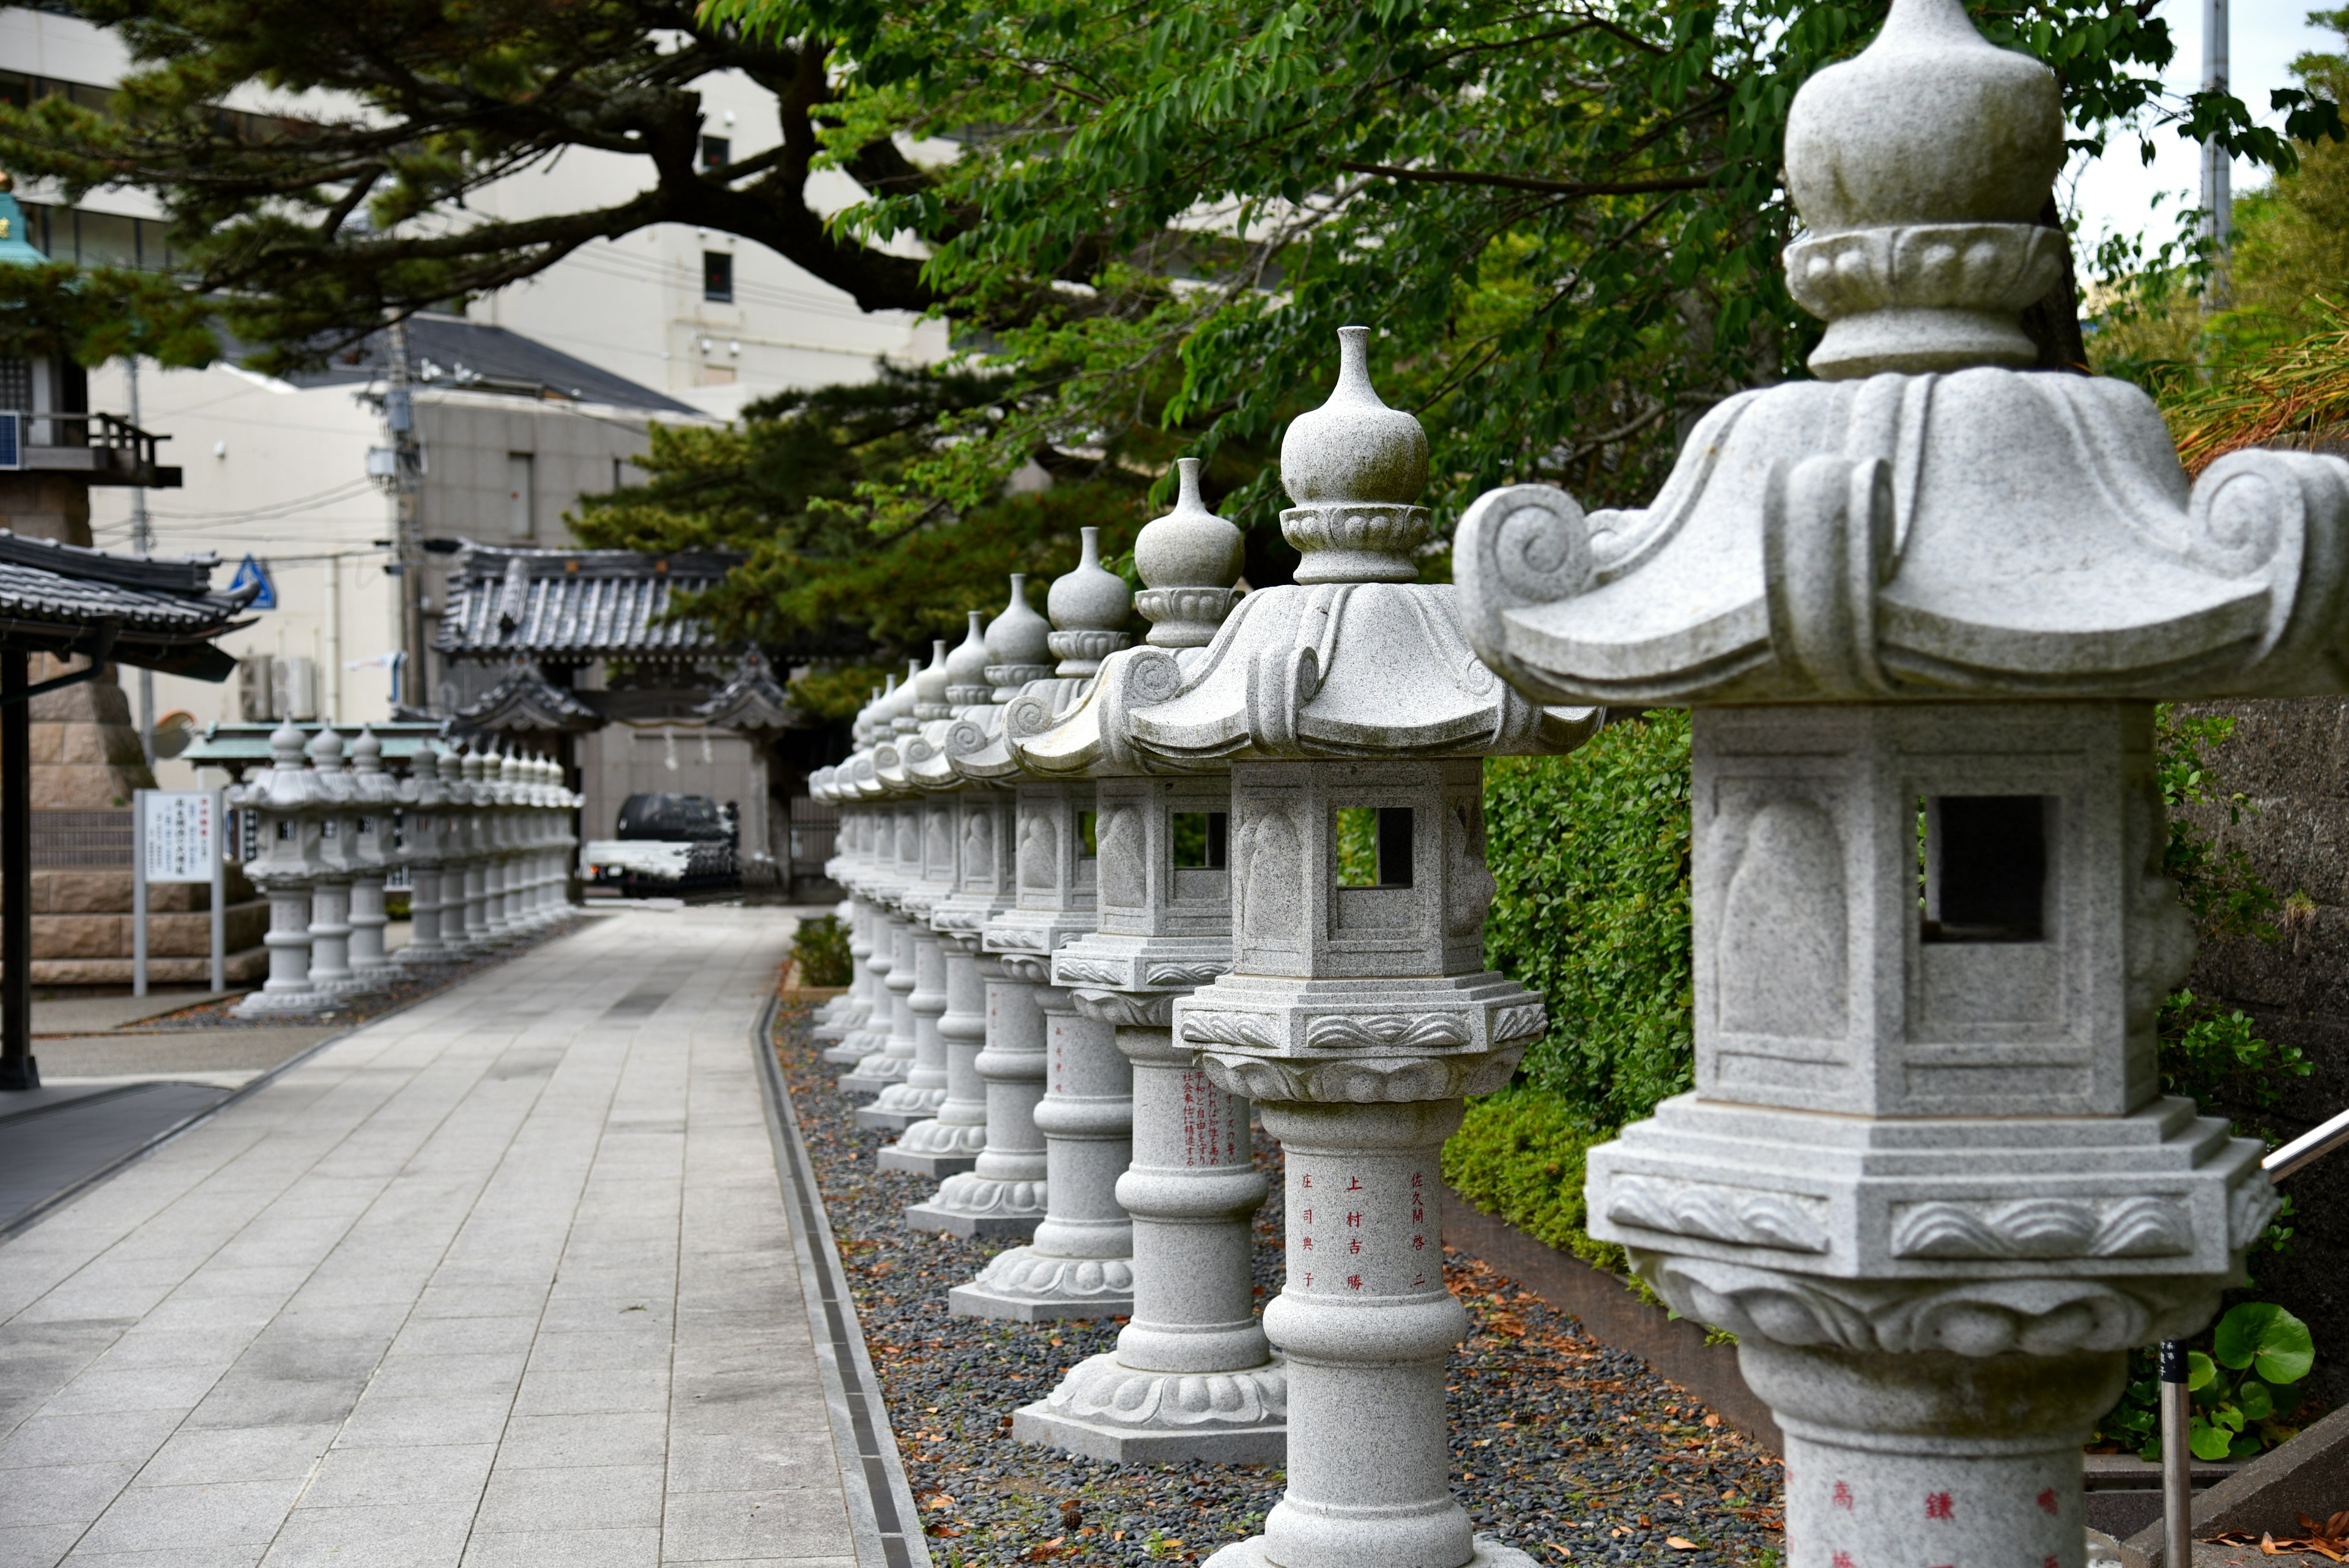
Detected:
left=2068, top=2, right=2340, bottom=262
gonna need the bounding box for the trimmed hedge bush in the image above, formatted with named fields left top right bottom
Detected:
left=1443, top=712, right=1694, bottom=1266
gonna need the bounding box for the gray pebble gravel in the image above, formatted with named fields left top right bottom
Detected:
left=776, top=1002, right=1784, bottom=1567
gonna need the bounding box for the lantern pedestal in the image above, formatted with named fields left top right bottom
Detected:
left=841, top=913, right=918, bottom=1093
left=238, top=877, right=327, bottom=1016
left=907, top=954, right=1048, bottom=1237
left=860, top=926, right=950, bottom=1129
left=880, top=932, right=989, bottom=1175
left=948, top=984, right=1133, bottom=1320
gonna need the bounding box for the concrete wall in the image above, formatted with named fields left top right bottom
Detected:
left=2172, top=697, right=2349, bottom=1412
left=577, top=725, right=771, bottom=863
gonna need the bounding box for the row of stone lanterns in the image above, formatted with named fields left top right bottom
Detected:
left=231, top=720, right=581, bottom=1016
left=800, top=7, right=2313, bottom=1562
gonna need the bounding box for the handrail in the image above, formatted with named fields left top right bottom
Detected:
left=2263, top=1104, right=2349, bottom=1185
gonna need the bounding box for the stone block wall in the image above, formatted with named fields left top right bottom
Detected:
left=2173, top=697, right=2349, bottom=1410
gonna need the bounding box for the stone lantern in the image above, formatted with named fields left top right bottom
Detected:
left=435, top=748, right=479, bottom=955
left=230, top=721, right=331, bottom=1017
left=906, top=578, right=1058, bottom=1239
left=1448, top=4, right=2325, bottom=1564
left=304, top=727, right=360, bottom=995
left=459, top=749, right=495, bottom=946
left=947, top=533, right=1139, bottom=1320
left=863, top=643, right=961, bottom=1134
left=1008, top=458, right=1283, bottom=1463
left=1100, top=329, right=1597, bottom=1568
left=395, top=745, right=454, bottom=967
left=345, top=727, right=400, bottom=983
left=821, top=685, right=894, bottom=1068
left=885, top=614, right=1009, bottom=1180
left=844, top=664, right=927, bottom=1096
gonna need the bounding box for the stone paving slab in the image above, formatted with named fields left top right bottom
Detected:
left=0, top=907, right=864, bottom=1567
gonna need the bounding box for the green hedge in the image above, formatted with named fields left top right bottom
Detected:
left=1442, top=712, right=1696, bottom=1268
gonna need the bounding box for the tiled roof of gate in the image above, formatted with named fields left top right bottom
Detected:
left=435, top=543, right=745, bottom=663
left=0, top=531, right=258, bottom=664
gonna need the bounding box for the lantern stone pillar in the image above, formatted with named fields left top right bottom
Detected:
left=863, top=647, right=960, bottom=1131
left=437, top=748, right=477, bottom=954
left=345, top=727, right=398, bottom=982
left=460, top=751, right=493, bottom=946
left=396, top=746, right=452, bottom=965
left=949, top=536, right=1140, bottom=1318
left=1086, top=333, right=1597, bottom=1568
left=231, top=721, right=331, bottom=1016
left=1445, top=6, right=2334, bottom=1567
left=844, top=676, right=926, bottom=1094
left=303, top=727, right=360, bottom=995
left=886, top=616, right=1007, bottom=1179
left=908, top=578, right=1058, bottom=1238
left=1011, top=458, right=1284, bottom=1462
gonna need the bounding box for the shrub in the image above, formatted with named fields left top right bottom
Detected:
left=791, top=914, right=853, bottom=987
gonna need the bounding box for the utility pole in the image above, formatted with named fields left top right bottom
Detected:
left=124, top=354, right=155, bottom=765
left=385, top=317, right=427, bottom=712
left=2201, top=0, right=2233, bottom=310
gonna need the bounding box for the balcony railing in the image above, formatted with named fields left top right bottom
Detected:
left=0, top=411, right=182, bottom=488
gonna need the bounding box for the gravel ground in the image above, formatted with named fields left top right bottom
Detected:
left=776, top=1001, right=1785, bottom=1568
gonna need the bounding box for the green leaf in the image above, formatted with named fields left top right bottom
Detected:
left=2190, top=1418, right=2236, bottom=1462
left=2213, top=1302, right=2315, bottom=1384
left=2188, top=1350, right=2218, bottom=1391
left=2235, top=1379, right=2274, bottom=1421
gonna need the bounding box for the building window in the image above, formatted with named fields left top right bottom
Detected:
left=506, top=452, right=535, bottom=539
left=700, top=135, right=730, bottom=171
left=702, top=251, right=733, bottom=303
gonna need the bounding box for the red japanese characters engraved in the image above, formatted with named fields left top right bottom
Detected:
left=1924, top=1493, right=1954, bottom=1521
left=1831, top=1482, right=1854, bottom=1512
left=1346, top=1176, right=1364, bottom=1191
left=1346, top=1274, right=1363, bottom=1291
left=1832, top=1553, right=1856, bottom=1568
left=1345, top=1211, right=1362, bottom=1228
left=2036, top=1489, right=2057, bottom=1517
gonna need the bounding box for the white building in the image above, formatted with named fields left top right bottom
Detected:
left=1, top=7, right=948, bottom=778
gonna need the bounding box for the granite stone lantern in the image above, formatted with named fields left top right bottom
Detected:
left=460, top=750, right=495, bottom=946
left=1009, top=458, right=1283, bottom=1463
left=906, top=578, right=1058, bottom=1239
left=863, top=643, right=961, bottom=1133
left=1097, top=330, right=1598, bottom=1568
left=395, top=745, right=455, bottom=967
left=885, top=614, right=1009, bottom=1181
left=948, top=535, right=1140, bottom=1320
left=345, top=727, right=399, bottom=983
left=822, top=686, right=895, bottom=1068
left=303, top=726, right=361, bottom=995
left=230, top=721, right=332, bottom=1017
left=843, top=666, right=927, bottom=1096
left=1447, top=4, right=2334, bottom=1565
left=437, top=748, right=480, bottom=955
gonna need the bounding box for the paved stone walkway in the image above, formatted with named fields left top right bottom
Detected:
left=0, top=905, right=858, bottom=1567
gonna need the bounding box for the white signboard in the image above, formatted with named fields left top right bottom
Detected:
left=141, top=790, right=218, bottom=884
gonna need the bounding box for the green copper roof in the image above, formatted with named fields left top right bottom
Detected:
left=0, top=189, right=46, bottom=269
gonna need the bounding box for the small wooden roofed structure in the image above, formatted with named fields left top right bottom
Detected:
left=0, top=532, right=258, bottom=1090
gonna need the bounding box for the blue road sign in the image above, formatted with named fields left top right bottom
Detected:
left=230, top=554, right=276, bottom=609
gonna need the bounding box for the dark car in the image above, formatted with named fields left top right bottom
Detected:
left=583, top=793, right=740, bottom=896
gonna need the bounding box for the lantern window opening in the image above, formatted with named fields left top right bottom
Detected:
left=1171, top=811, right=1228, bottom=871
left=1918, top=793, right=2052, bottom=945
left=1076, top=808, right=1099, bottom=860
left=1334, top=806, right=1414, bottom=889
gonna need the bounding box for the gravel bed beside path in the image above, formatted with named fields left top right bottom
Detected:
left=776, top=1001, right=1785, bottom=1568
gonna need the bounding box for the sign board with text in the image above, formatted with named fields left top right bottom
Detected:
left=141, top=791, right=218, bottom=884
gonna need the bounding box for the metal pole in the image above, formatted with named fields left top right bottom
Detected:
left=209, top=787, right=225, bottom=994
left=133, top=788, right=148, bottom=998
left=2161, top=1338, right=2194, bottom=1568
left=385, top=318, right=426, bottom=711
left=2200, top=0, right=2233, bottom=308
left=125, top=355, right=155, bottom=765
left=1, top=649, right=35, bottom=1090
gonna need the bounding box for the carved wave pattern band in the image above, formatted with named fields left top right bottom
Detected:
left=1053, top=957, right=1133, bottom=986
left=1182, top=1011, right=1285, bottom=1050
left=1490, top=1001, right=1548, bottom=1042
left=968, top=1247, right=1136, bottom=1302
left=1204, top=1051, right=1521, bottom=1105
left=1043, top=1355, right=1286, bottom=1429
left=1302, top=1014, right=1471, bottom=1051
left=1890, top=1196, right=2194, bottom=1261
left=1145, top=961, right=1231, bottom=986
left=1640, top=1254, right=2221, bottom=1357
left=1607, top=1175, right=1830, bottom=1255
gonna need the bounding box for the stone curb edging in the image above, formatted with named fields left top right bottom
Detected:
left=1441, top=1181, right=1786, bottom=1453
left=752, top=993, right=932, bottom=1568
left=2124, top=1400, right=2349, bottom=1567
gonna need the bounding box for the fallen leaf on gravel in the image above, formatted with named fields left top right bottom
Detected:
left=1668, top=1538, right=1702, bottom=1551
